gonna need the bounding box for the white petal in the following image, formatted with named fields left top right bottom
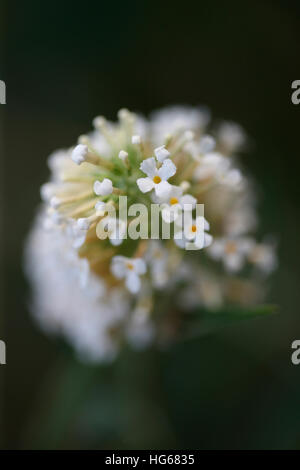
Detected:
left=199, top=135, right=215, bottom=154
left=132, top=135, right=141, bottom=144
left=204, top=233, right=213, bottom=247
left=77, top=218, right=90, bottom=230
left=204, top=217, right=210, bottom=231
left=158, top=158, right=176, bottom=180
left=95, top=201, right=106, bottom=213
left=140, top=157, right=157, bottom=177
left=195, top=216, right=208, bottom=232
left=185, top=228, right=196, bottom=241
left=169, top=185, right=183, bottom=199
left=111, top=256, right=127, bottom=279
left=93, top=178, right=113, bottom=196
left=180, top=194, right=197, bottom=209
left=224, top=169, right=243, bottom=186
left=72, top=234, right=86, bottom=249
left=208, top=239, right=225, bottom=259
left=154, top=145, right=170, bottom=162
left=174, top=232, right=186, bottom=248
left=155, top=180, right=172, bottom=198
left=239, top=238, right=255, bottom=253
left=93, top=180, right=102, bottom=195
left=40, top=183, right=55, bottom=201
left=109, top=237, right=124, bottom=246
left=126, top=272, right=141, bottom=294
left=71, top=144, right=88, bottom=165
left=225, top=253, right=243, bottom=272
left=137, top=177, right=155, bottom=193
left=101, top=178, right=113, bottom=195
left=118, top=150, right=128, bottom=161
left=194, top=232, right=205, bottom=249
left=132, top=258, right=146, bottom=275
left=161, top=205, right=179, bottom=223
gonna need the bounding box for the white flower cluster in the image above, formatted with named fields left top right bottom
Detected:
left=25, top=106, right=277, bottom=362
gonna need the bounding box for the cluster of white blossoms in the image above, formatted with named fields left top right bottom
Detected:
left=25, top=106, right=277, bottom=362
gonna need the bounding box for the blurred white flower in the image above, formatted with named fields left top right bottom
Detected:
left=248, top=242, right=278, bottom=274
left=25, top=105, right=277, bottom=362
left=145, top=241, right=170, bottom=288
left=111, top=256, right=146, bottom=293
left=208, top=237, right=255, bottom=272
left=150, top=105, right=210, bottom=144
left=217, top=121, right=246, bottom=154
left=25, top=215, right=129, bottom=362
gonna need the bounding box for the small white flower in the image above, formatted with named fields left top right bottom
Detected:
left=118, top=150, right=128, bottom=161
left=194, top=152, right=229, bottom=181
left=158, top=185, right=197, bottom=223
left=93, top=178, right=113, bottom=196
left=145, top=241, right=169, bottom=288
left=218, top=121, right=246, bottom=153
left=131, top=135, right=141, bottom=144
left=186, top=135, right=215, bottom=161
left=49, top=196, right=62, bottom=209
left=150, top=105, right=210, bottom=144
left=222, top=168, right=243, bottom=187
left=248, top=242, right=277, bottom=274
left=71, top=144, right=88, bottom=165
left=193, top=152, right=243, bottom=189
left=94, top=200, right=106, bottom=213
left=208, top=237, right=255, bottom=272
left=98, top=217, right=127, bottom=246
left=180, top=181, right=191, bottom=192
left=198, top=135, right=216, bottom=154
left=175, top=216, right=212, bottom=250
left=137, top=157, right=176, bottom=198
left=111, top=256, right=146, bottom=293
left=154, top=145, right=170, bottom=162
left=184, top=130, right=195, bottom=141
left=40, top=183, right=55, bottom=202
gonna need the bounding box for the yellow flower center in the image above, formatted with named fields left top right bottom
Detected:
left=153, top=175, right=162, bottom=184
left=126, top=263, right=134, bottom=270
left=191, top=225, right=197, bottom=233
left=170, top=197, right=179, bottom=205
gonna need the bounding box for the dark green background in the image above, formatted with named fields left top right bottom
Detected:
left=1, top=0, right=300, bottom=449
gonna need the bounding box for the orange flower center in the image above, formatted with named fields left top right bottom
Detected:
left=153, top=175, right=162, bottom=184
left=225, top=241, right=237, bottom=254
left=191, top=225, right=197, bottom=233
left=170, top=197, right=179, bottom=205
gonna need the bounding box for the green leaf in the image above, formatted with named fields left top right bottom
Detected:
left=180, top=304, right=278, bottom=341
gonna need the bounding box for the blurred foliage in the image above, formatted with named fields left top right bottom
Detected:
left=21, top=305, right=277, bottom=450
